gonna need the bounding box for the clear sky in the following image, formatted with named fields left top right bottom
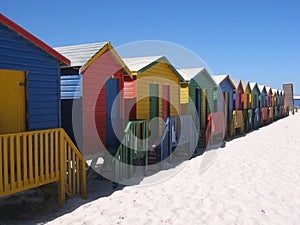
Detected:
left=1, top=0, right=299, bottom=94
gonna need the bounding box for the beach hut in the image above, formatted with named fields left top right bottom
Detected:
left=178, top=68, right=224, bottom=148
left=272, top=89, right=279, bottom=120
left=258, top=85, right=268, bottom=126
left=0, top=14, right=86, bottom=205
left=266, top=87, right=274, bottom=123
left=55, top=42, right=131, bottom=157
left=277, top=90, right=283, bottom=118
left=123, top=56, right=182, bottom=134
left=0, top=14, right=69, bottom=134
left=213, top=75, right=236, bottom=138
left=123, top=56, right=195, bottom=163
left=231, top=79, right=245, bottom=137
left=241, top=81, right=253, bottom=131
left=249, top=82, right=260, bottom=129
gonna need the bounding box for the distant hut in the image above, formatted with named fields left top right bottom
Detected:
left=258, top=85, right=268, bottom=126
left=230, top=79, right=245, bottom=137
left=241, top=81, right=253, bottom=131
left=178, top=68, right=224, bottom=148
left=266, top=87, right=274, bottom=123
left=213, top=75, right=236, bottom=138
left=249, top=82, right=260, bottom=129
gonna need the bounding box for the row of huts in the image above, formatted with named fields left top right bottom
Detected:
left=0, top=14, right=289, bottom=204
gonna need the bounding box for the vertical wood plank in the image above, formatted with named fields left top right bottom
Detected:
left=45, top=132, right=49, bottom=181
left=16, top=135, right=22, bottom=188
left=0, top=137, right=3, bottom=192
left=10, top=136, right=16, bottom=190
left=3, top=137, right=9, bottom=192
left=23, top=134, right=28, bottom=186
left=50, top=131, right=54, bottom=179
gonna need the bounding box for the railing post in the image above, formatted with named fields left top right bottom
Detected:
left=80, top=157, right=87, bottom=199
left=58, top=129, right=66, bottom=207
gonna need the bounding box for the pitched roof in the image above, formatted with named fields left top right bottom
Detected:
left=55, top=42, right=131, bottom=75
left=241, top=81, right=250, bottom=91
left=231, top=79, right=243, bottom=90
left=249, top=82, right=259, bottom=92
left=0, top=13, right=70, bottom=66
left=177, top=67, right=217, bottom=85
left=177, top=67, right=205, bottom=81
left=212, top=74, right=236, bottom=89
left=55, top=42, right=107, bottom=67
left=122, top=56, right=163, bottom=72
left=212, top=75, right=228, bottom=85
left=258, top=85, right=266, bottom=93
left=266, top=86, right=272, bottom=95
left=122, top=55, right=184, bottom=81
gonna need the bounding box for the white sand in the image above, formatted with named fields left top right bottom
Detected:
left=1, top=112, right=300, bottom=225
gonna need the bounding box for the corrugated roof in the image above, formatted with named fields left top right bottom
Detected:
left=122, top=56, right=163, bottom=72
left=212, top=75, right=228, bottom=85
left=258, top=85, right=266, bottom=93
left=249, top=82, right=258, bottom=91
left=54, top=42, right=108, bottom=67
left=242, top=81, right=250, bottom=91
left=177, top=67, right=205, bottom=81
left=266, top=86, right=272, bottom=94
left=231, top=79, right=242, bottom=89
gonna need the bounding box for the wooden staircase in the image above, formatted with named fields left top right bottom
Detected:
left=0, top=128, right=87, bottom=207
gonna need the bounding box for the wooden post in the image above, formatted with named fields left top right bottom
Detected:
left=58, top=130, right=66, bottom=207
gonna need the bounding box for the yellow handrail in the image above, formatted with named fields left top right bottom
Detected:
left=0, top=128, right=86, bottom=207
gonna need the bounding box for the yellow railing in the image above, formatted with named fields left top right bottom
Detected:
left=0, top=128, right=86, bottom=207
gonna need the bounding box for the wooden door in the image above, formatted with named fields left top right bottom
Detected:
left=0, top=69, right=26, bottom=134
left=149, top=84, right=159, bottom=138
left=105, top=78, right=120, bottom=150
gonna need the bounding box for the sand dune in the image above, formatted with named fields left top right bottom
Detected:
left=1, top=113, right=300, bottom=225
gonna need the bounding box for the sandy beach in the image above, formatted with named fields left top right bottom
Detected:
left=1, top=112, right=300, bottom=225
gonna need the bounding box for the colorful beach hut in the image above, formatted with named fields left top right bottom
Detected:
left=266, top=87, right=274, bottom=123
left=123, top=56, right=187, bottom=163
left=123, top=56, right=182, bottom=134
left=241, top=81, right=253, bottom=131
left=0, top=14, right=69, bottom=134
left=258, top=85, right=268, bottom=126
left=55, top=42, right=131, bottom=157
left=277, top=90, right=283, bottom=118
left=178, top=68, right=224, bottom=148
left=0, top=14, right=86, bottom=205
left=249, top=82, right=260, bottom=129
left=231, top=79, right=245, bottom=137
left=272, top=89, right=279, bottom=120
left=213, top=75, right=236, bottom=138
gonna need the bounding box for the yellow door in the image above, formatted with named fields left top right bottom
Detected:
left=0, top=69, right=26, bottom=134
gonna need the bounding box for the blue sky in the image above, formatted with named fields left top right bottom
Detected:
left=2, top=0, right=300, bottom=94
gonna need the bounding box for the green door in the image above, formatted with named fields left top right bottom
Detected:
left=149, top=84, right=159, bottom=138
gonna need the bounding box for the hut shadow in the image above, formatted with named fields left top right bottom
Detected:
left=0, top=177, right=125, bottom=225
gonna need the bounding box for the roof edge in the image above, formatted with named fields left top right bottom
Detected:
left=0, top=14, right=70, bottom=66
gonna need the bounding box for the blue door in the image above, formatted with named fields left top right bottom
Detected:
left=106, top=78, right=120, bottom=150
